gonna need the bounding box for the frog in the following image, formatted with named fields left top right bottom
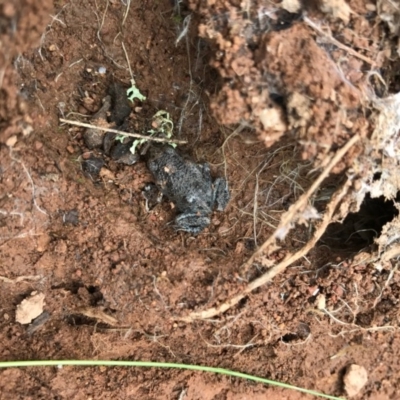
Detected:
left=146, top=145, right=230, bottom=234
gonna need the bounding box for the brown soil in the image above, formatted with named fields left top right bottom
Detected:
left=1, top=0, right=400, bottom=399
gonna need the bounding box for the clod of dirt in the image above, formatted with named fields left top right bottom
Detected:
left=5, top=135, right=18, bottom=147
left=108, top=82, right=132, bottom=126
left=15, top=292, right=45, bottom=325
left=82, top=82, right=138, bottom=165
left=103, top=132, right=116, bottom=155
left=111, top=139, right=140, bottom=165
left=378, top=0, right=400, bottom=35
left=82, top=156, right=105, bottom=178
left=319, top=0, right=352, bottom=23
left=62, top=210, right=79, bottom=226
left=83, top=95, right=112, bottom=149
left=343, top=364, right=368, bottom=397
left=257, top=106, right=287, bottom=146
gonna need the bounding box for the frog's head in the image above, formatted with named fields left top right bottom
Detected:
left=173, top=212, right=210, bottom=234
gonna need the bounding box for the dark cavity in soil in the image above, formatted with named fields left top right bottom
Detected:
left=320, top=195, right=399, bottom=251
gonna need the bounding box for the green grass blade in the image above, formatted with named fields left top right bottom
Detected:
left=0, top=360, right=344, bottom=400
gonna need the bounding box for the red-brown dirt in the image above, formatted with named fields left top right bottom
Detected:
left=1, top=0, right=400, bottom=399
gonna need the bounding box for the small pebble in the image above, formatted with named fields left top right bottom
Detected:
left=344, top=364, right=368, bottom=397
left=3, top=3, right=16, bottom=17
left=34, top=141, right=43, bottom=150
left=63, top=210, right=79, bottom=226
left=82, top=156, right=105, bottom=177
left=316, top=294, right=326, bottom=310
left=6, top=135, right=18, bottom=147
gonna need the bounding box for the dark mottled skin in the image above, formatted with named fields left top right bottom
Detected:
left=147, top=146, right=230, bottom=234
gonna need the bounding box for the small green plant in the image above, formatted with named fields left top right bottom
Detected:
left=115, top=77, right=178, bottom=153
left=116, top=110, right=176, bottom=155
left=148, top=110, right=175, bottom=142
left=127, top=78, right=146, bottom=103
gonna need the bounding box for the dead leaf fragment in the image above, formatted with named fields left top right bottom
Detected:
left=16, top=292, right=45, bottom=324
left=75, top=306, right=119, bottom=326
left=344, top=364, right=368, bottom=397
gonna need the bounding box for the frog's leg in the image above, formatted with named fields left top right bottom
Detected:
left=174, top=212, right=210, bottom=234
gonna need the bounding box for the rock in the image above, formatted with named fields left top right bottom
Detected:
left=344, top=364, right=368, bottom=397
left=82, top=156, right=105, bottom=178
left=103, top=132, right=116, bottom=155
left=83, top=95, right=112, bottom=149
left=16, top=292, right=45, bottom=324
left=319, top=0, right=351, bottom=24
left=108, top=82, right=131, bottom=126
left=62, top=209, right=79, bottom=226
left=83, top=126, right=106, bottom=149
left=36, top=233, right=51, bottom=252
left=110, top=140, right=139, bottom=165
left=281, top=0, right=301, bottom=13
left=6, top=135, right=18, bottom=147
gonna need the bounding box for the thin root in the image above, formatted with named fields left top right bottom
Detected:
left=304, top=17, right=377, bottom=66
left=177, top=133, right=359, bottom=322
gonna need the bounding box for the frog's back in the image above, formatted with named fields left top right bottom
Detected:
left=147, top=146, right=213, bottom=213
left=164, top=158, right=213, bottom=213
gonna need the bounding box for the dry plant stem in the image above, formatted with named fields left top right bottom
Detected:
left=303, top=17, right=376, bottom=66
left=372, top=263, right=399, bottom=308
left=122, top=0, right=131, bottom=26
left=121, top=41, right=133, bottom=79
left=0, top=275, right=41, bottom=284
left=242, top=133, right=360, bottom=273
left=59, top=118, right=187, bottom=145
left=180, top=178, right=353, bottom=322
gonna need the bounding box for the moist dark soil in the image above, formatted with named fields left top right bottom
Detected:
left=1, top=0, right=400, bottom=399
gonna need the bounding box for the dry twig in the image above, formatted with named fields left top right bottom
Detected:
left=178, top=134, right=360, bottom=322
left=59, top=118, right=187, bottom=145
left=179, top=178, right=353, bottom=322
left=0, top=275, right=42, bottom=284
left=241, top=133, right=360, bottom=272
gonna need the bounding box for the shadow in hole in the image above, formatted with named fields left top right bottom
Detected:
left=320, top=195, right=398, bottom=251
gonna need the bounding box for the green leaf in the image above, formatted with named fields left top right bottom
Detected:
left=127, top=79, right=146, bottom=102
